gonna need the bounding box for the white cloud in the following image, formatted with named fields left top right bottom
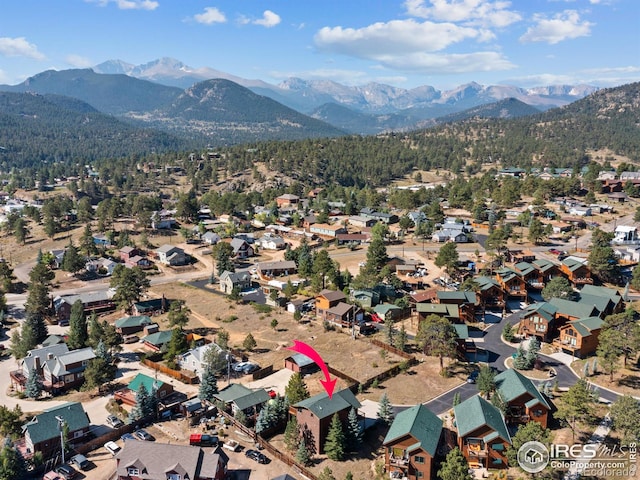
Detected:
left=404, top=0, right=522, bottom=28
left=315, top=19, right=486, bottom=57
left=65, top=54, right=93, bottom=68
left=86, top=0, right=158, bottom=10
left=193, top=7, right=227, bottom=25
left=254, top=10, right=281, bottom=28
left=375, top=51, right=516, bottom=74
left=0, top=37, right=45, bottom=60
left=519, top=10, right=593, bottom=44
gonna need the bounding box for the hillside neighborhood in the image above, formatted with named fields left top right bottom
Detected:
left=0, top=157, right=637, bottom=480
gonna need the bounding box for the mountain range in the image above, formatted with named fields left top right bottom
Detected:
left=94, top=57, right=599, bottom=116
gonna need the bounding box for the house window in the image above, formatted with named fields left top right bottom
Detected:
left=128, top=468, right=140, bottom=475
left=73, top=430, right=84, bottom=439
left=82, top=360, right=89, bottom=367
left=167, top=474, right=181, bottom=480
left=414, top=456, right=425, bottom=464
left=415, top=472, right=423, bottom=478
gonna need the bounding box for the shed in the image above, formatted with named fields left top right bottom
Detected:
left=284, top=353, right=320, bottom=375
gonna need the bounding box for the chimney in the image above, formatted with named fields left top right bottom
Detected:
left=34, top=356, right=41, bottom=372
left=47, top=353, right=54, bottom=360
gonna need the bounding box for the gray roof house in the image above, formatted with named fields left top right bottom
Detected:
left=41, top=347, right=96, bottom=394
left=178, top=343, right=224, bottom=379
left=22, top=402, right=91, bottom=457
left=155, top=244, right=187, bottom=266
left=219, top=270, right=252, bottom=295
left=114, top=441, right=226, bottom=480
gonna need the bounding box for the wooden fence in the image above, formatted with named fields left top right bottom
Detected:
left=256, top=435, right=318, bottom=480
left=142, top=357, right=198, bottom=384
left=369, top=338, right=415, bottom=360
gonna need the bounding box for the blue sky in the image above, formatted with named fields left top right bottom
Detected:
left=0, top=0, right=638, bottom=89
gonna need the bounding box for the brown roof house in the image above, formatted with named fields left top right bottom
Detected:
left=383, top=404, right=443, bottom=480
left=315, top=289, right=347, bottom=319
left=21, top=402, right=90, bottom=459
left=454, top=395, right=511, bottom=470
left=115, top=441, right=226, bottom=480
left=495, top=369, right=552, bottom=428
left=552, top=316, right=605, bottom=358
left=290, top=388, right=361, bottom=454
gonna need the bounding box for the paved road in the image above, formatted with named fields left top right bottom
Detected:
left=418, top=310, right=621, bottom=415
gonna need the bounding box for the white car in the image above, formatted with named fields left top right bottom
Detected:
left=104, top=441, right=121, bottom=456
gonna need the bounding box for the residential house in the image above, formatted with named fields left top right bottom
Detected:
left=150, top=211, right=176, bottom=230
left=494, top=267, right=527, bottom=300
left=436, top=291, right=476, bottom=323
left=290, top=388, right=361, bottom=454
left=114, top=441, right=227, bottom=480
left=359, top=208, right=398, bottom=224
left=93, top=234, right=111, bottom=247
left=495, top=369, right=552, bottom=428
left=324, top=302, right=361, bottom=327
left=257, top=233, right=286, bottom=250
left=549, top=297, right=601, bottom=324
left=230, top=238, right=254, bottom=259
left=559, top=257, right=592, bottom=286
left=119, top=246, right=139, bottom=263
left=309, top=223, right=347, bottom=238
left=115, top=315, right=153, bottom=335
left=155, top=245, right=187, bottom=266
left=201, top=231, right=221, bottom=245
left=431, top=223, right=468, bottom=243
left=284, top=353, right=320, bottom=375
left=276, top=194, right=300, bottom=208
left=41, top=347, right=96, bottom=394
left=553, top=316, right=605, bottom=358
left=22, top=402, right=90, bottom=458
left=132, top=297, right=167, bottom=316
left=219, top=271, right=252, bottom=295
left=85, top=257, right=117, bottom=276
left=513, top=262, right=544, bottom=290
left=257, top=260, right=297, bottom=279
left=53, top=291, right=115, bottom=321
left=315, top=289, right=347, bottom=318
left=517, top=302, right=558, bottom=342
left=532, top=258, right=560, bottom=285
left=505, top=250, right=536, bottom=264
left=115, top=373, right=174, bottom=407
left=474, top=276, right=505, bottom=310
left=336, top=233, right=371, bottom=245
left=415, top=303, right=460, bottom=322
left=383, top=404, right=443, bottom=480
left=141, top=330, right=174, bottom=352
left=213, top=384, right=271, bottom=419
left=569, top=206, right=592, bottom=217
left=578, top=284, right=624, bottom=316
left=373, top=304, right=404, bottom=322
left=454, top=395, right=511, bottom=469
left=126, top=255, right=152, bottom=269
left=348, top=216, right=377, bottom=228
left=613, top=225, right=639, bottom=244
left=351, top=289, right=381, bottom=308
left=10, top=344, right=69, bottom=393
left=408, top=289, right=438, bottom=314
left=178, top=343, right=224, bottom=378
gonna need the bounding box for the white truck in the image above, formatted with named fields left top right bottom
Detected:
left=222, top=439, right=240, bottom=452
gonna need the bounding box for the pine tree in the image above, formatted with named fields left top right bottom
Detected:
left=296, top=440, right=312, bottom=466
left=67, top=300, right=88, bottom=349
left=87, top=312, right=104, bottom=348
left=243, top=333, right=257, bottom=351
left=377, top=393, right=394, bottom=426
left=284, top=416, right=300, bottom=451
left=526, top=337, right=540, bottom=368
left=324, top=413, right=346, bottom=461
left=345, top=407, right=362, bottom=452
left=198, top=365, right=218, bottom=402
left=0, top=441, right=27, bottom=480
left=318, top=466, right=336, bottom=480
left=452, top=392, right=461, bottom=407
left=394, top=323, right=407, bottom=352
left=437, top=447, right=473, bottom=480
left=129, top=383, right=152, bottom=422
left=255, top=407, right=270, bottom=435
left=285, top=372, right=310, bottom=404
left=25, top=367, right=42, bottom=399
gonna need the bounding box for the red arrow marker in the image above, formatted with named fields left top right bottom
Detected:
left=287, top=340, right=337, bottom=398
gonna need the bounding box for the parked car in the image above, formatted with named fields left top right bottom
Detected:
left=134, top=428, right=155, bottom=441
left=42, top=471, right=63, bottom=480
left=242, top=363, right=260, bottom=374
left=53, top=464, right=77, bottom=480
left=548, top=248, right=562, bottom=255
left=232, top=362, right=249, bottom=372
left=69, top=454, right=90, bottom=471
left=466, top=370, right=479, bottom=384
left=122, top=334, right=139, bottom=344
left=245, top=449, right=269, bottom=464
left=106, top=415, right=124, bottom=428
left=189, top=433, right=219, bottom=447
left=120, top=433, right=136, bottom=442
left=104, top=441, right=121, bottom=456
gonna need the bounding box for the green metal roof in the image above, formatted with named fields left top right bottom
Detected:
left=415, top=303, right=459, bottom=318
left=293, top=388, right=361, bottom=420
left=23, top=402, right=90, bottom=445
left=523, top=302, right=557, bottom=322
left=453, top=324, right=469, bottom=340
left=128, top=373, right=165, bottom=392
left=454, top=396, right=511, bottom=444
left=514, top=262, right=535, bottom=276
left=474, top=276, right=501, bottom=291
left=549, top=298, right=599, bottom=319
left=115, top=315, right=152, bottom=328
left=233, top=390, right=271, bottom=411
left=141, top=330, right=174, bottom=346
left=575, top=294, right=609, bottom=314
left=436, top=291, right=476, bottom=303
left=562, top=258, right=587, bottom=272
left=495, top=369, right=551, bottom=410
left=579, top=285, right=621, bottom=304
left=567, top=316, right=604, bottom=337
left=496, top=267, right=518, bottom=282
left=532, top=259, right=555, bottom=273
left=214, top=383, right=253, bottom=403
left=373, top=304, right=402, bottom=314
left=382, top=404, right=443, bottom=457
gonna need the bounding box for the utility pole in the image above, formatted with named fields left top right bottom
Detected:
left=55, top=416, right=65, bottom=465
